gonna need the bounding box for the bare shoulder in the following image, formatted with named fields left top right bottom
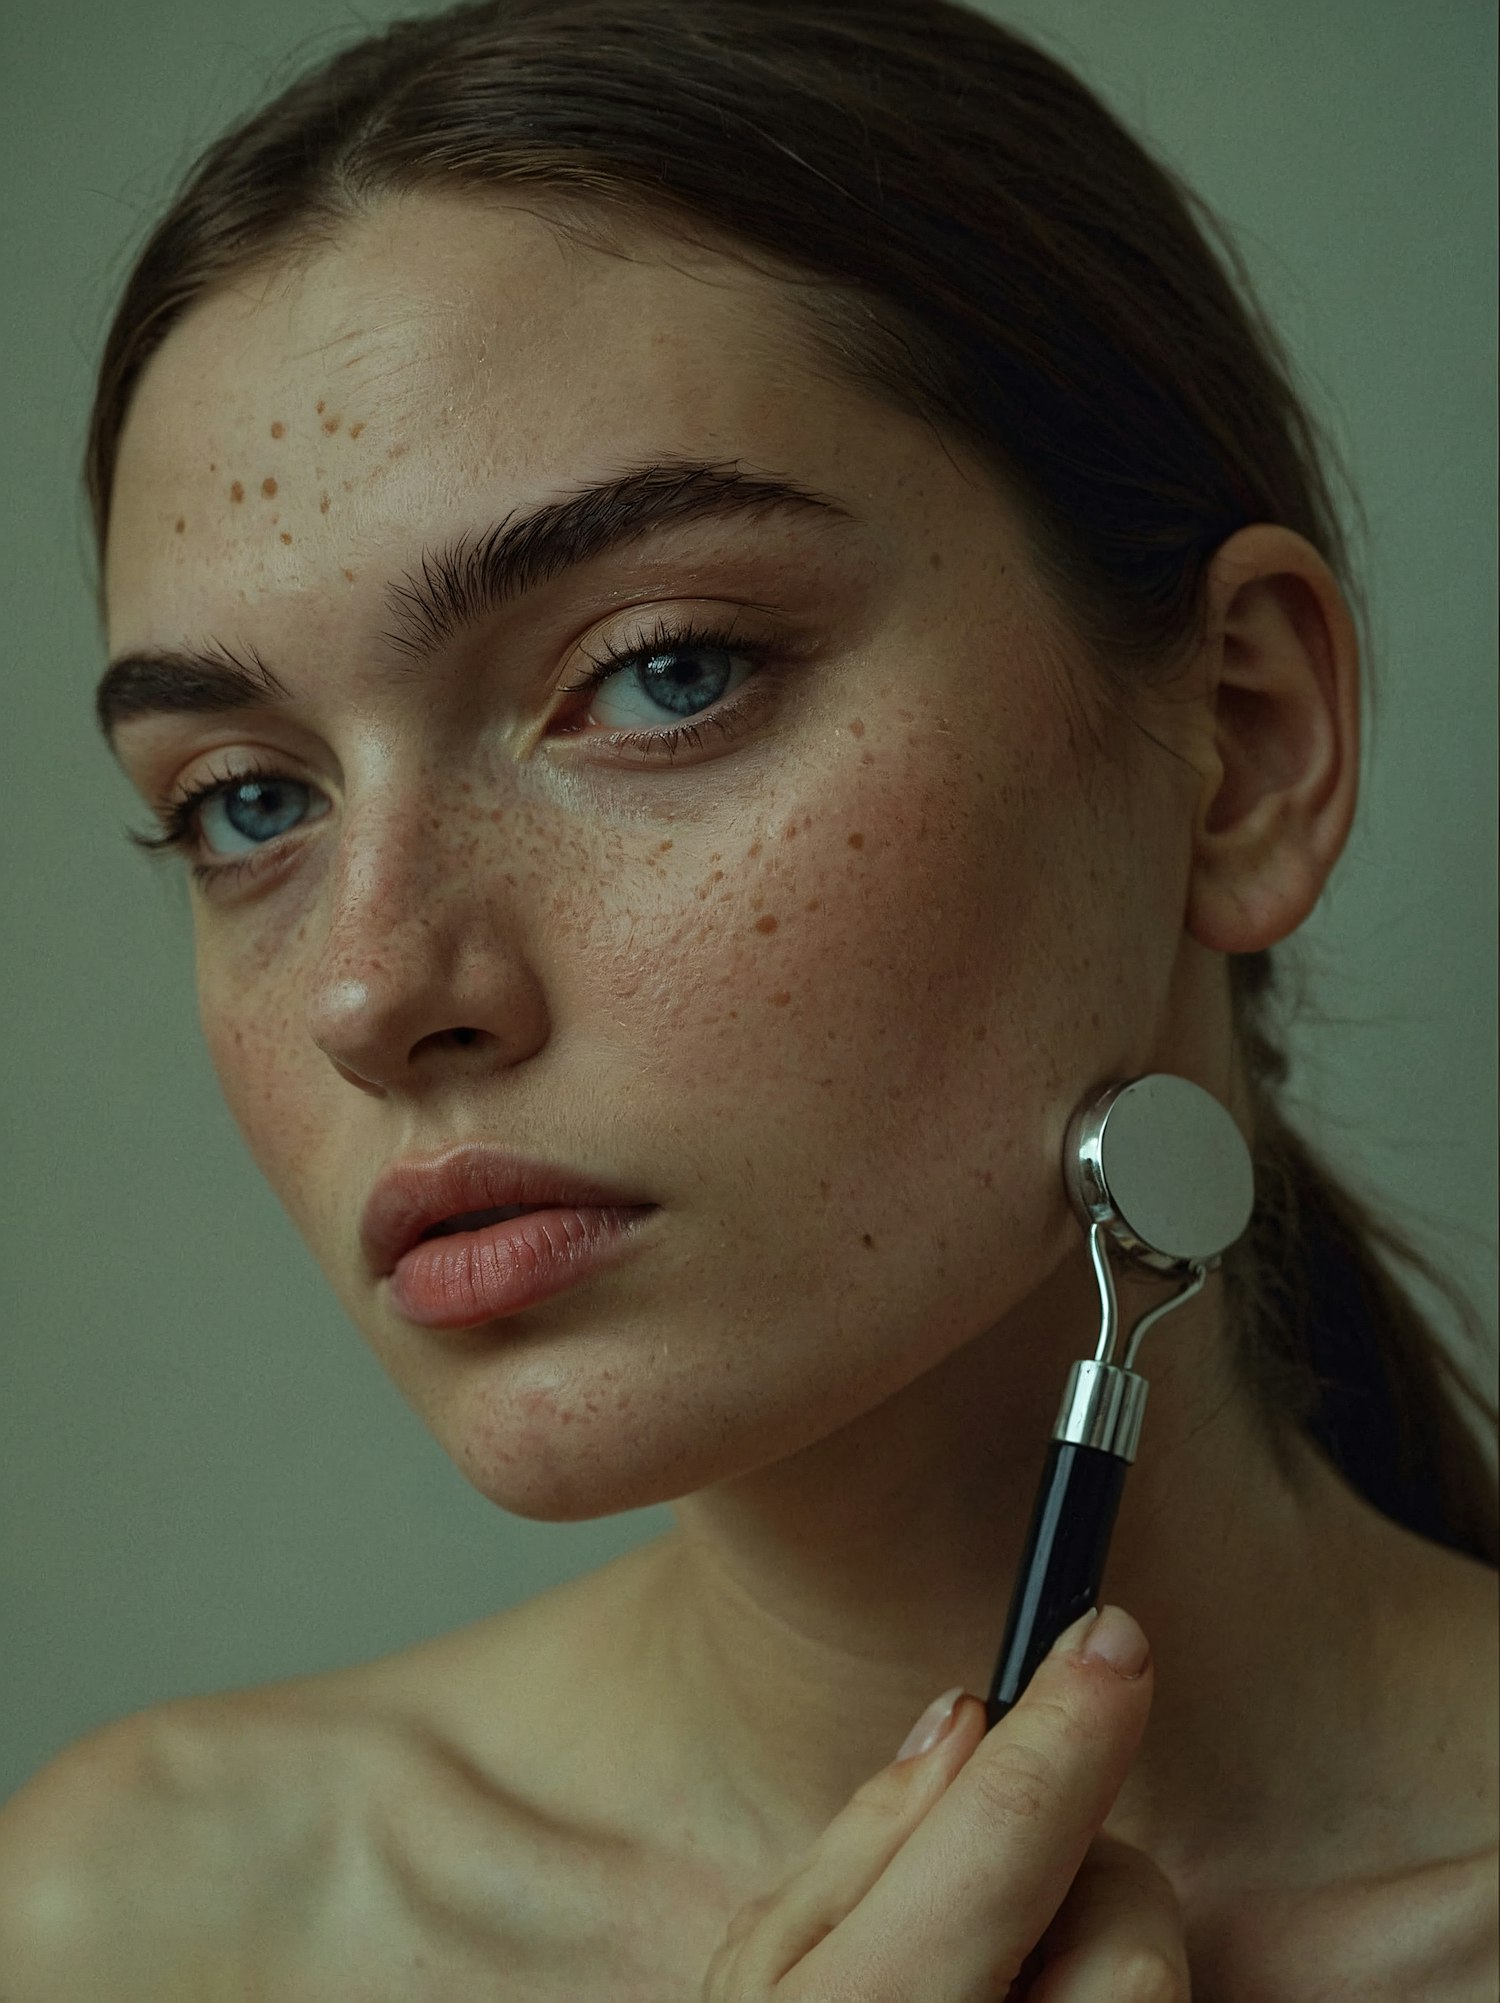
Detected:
left=0, top=1710, right=159, bottom=1997
left=0, top=1545, right=696, bottom=2000
left=0, top=1681, right=564, bottom=2001
left=0, top=1703, right=266, bottom=2001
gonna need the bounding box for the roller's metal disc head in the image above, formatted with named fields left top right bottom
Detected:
left=1065, top=1074, right=1254, bottom=1271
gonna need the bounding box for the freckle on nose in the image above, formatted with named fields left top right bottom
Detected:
left=230, top=481, right=244, bottom=503
left=847, top=832, right=865, bottom=849
left=262, top=477, right=277, bottom=497
left=754, top=914, right=779, bottom=933
left=270, top=421, right=285, bottom=439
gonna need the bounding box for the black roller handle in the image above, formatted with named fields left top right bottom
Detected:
left=984, top=1438, right=1129, bottom=1727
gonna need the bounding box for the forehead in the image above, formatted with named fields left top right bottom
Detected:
left=104, top=193, right=881, bottom=636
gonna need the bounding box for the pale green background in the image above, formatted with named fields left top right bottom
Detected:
left=2, top=0, right=1495, bottom=1805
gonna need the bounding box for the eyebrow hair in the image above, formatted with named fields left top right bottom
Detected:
left=95, top=458, right=855, bottom=748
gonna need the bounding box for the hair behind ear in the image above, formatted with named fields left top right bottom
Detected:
left=1225, top=952, right=1498, bottom=1569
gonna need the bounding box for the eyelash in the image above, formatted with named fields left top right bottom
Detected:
left=128, top=614, right=784, bottom=888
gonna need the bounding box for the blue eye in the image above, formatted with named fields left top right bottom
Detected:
left=129, top=764, right=331, bottom=884
left=585, top=642, right=755, bottom=728
left=197, top=776, right=318, bottom=855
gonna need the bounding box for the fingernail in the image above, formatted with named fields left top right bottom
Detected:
left=1048, top=1607, right=1100, bottom=1658
left=894, top=1686, right=965, bottom=1761
left=1079, top=1604, right=1150, bottom=1678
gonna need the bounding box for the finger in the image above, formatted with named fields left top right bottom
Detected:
left=1024, top=1833, right=1189, bottom=2002
left=702, top=1687, right=989, bottom=1997
left=793, top=1607, right=1155, bottom=2000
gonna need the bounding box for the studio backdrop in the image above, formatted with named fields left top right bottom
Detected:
left=2, top=0, right=1495, bottom=1804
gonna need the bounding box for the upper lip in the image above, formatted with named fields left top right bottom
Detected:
left=360, top=1143, right=655, bottom=1279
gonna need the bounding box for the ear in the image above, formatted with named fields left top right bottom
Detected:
left=1184, top=523, right=1361, bottom=955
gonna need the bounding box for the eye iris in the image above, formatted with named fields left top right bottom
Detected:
left=218, top=778, right=306, bottom=843
left=637, top=647, right=733, bottom=718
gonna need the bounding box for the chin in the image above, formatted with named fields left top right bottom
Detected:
left=421, top=1356, right=879, bottom=1523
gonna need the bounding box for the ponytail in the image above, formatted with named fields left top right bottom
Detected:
left=1226, top=952, right=1497, bottom=1568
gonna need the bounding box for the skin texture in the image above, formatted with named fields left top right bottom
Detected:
left=102, top=192, right=1495, bottom=1972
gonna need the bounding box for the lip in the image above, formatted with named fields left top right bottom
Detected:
left=360, top=1142, right=656, bottom=1282
left=387, top=1204, right=656, bottom=1328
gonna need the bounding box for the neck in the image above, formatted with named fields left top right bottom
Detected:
left=637, top=1240, right=1408, bottom=1892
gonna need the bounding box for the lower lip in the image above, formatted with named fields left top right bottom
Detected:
left=386, top=1205, right=657, bottom=1329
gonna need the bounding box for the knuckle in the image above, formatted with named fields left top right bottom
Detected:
left=1108, top=1946, right=1191, bottom=2002
left=964, top=1738, right=1066, bottom=1826
left=846, top=1766, right=918, bottom=1826
left=1023, top=1689, right=1096, bottom=1757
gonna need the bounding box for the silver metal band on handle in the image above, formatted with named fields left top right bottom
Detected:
left=1052, top=1357, right=1150, bottom=1460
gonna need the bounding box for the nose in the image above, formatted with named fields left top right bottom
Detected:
left=304, top=805, right=551, bottom=1093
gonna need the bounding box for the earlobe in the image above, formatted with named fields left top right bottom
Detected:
left=1183, top=524, right=1360, bottom=956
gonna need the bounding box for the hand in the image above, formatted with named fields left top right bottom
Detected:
left=702, top=1605, right=1189, bottom=2001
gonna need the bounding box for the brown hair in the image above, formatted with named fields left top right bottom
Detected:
left=85, top=0, right=1496, bottom=1564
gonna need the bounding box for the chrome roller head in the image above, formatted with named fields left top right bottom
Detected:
left=1066, top=1072, right=1255, bottom=1275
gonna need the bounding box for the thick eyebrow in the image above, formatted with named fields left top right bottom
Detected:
left=95, top=458, right=855, bottom=749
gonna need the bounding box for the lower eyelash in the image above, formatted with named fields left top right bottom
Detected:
left=126, top=616, right=788, bottom=879
left=128, top=759, right=283, bottom=864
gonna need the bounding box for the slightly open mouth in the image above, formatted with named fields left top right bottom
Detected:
left=419, top=1205, right=537, bottom=1242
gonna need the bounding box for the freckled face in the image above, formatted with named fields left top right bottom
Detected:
left=104, top=194, right=1196, bottom=1517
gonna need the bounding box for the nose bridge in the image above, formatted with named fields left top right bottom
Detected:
left=303, top=771, right=548, bottom=1078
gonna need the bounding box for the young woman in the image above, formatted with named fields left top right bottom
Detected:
left=4, top=1, right=1495, bottom=1994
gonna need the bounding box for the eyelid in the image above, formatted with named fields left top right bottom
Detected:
left=127, top=600, right=814, bottom=880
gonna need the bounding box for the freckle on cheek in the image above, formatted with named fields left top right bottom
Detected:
left=770, top=992, right=791, bottom=1007
left=280, top=532, right=293, bottom=544
left=261, top=477, right=277, bottom=497
left=322, top=416, right=340, bottom=434
left=849, top=718, right=865, bottom=738
left=230, top=481, right=244, bottom=503
left=270, top=421, right=285, bottom=439
left=174, top=517, right=186, bottom=534
left=754, top=914, right=779, bottom=933
left=348, top=421, right=365, bottom=438
left=847, top=831, right=865, bottom=849
left=320, top=494, right=330, bottom=513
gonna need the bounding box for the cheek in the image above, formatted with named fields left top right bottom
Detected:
left=195, top=919, right=329, bottom=1220
left=566, top=710, right=1108, bottom=1234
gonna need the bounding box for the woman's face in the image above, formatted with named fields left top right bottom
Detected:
left=104, top=194, right=1208, bottom=1516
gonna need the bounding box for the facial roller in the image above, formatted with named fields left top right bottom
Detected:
left=983, top=1073, right=1255, bottom=1726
